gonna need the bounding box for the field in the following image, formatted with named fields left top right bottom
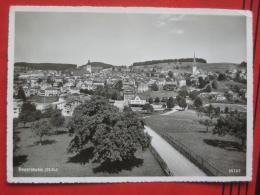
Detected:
left=133, top=62, right=242, bottom=73
left=13, top=125, right=165, bottom=177
left=145, top=110, right=246, bottom=176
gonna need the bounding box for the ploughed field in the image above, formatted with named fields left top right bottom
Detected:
left=145, top=110, right=246, bottom=176
left=13, top=125, right=165, bottom=177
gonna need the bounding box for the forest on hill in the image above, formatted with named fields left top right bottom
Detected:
left=81, top=61, right=114, bottom=69
left=15, top=62, right=77, bottom=71
left=132, top=58, right=207, bottom=66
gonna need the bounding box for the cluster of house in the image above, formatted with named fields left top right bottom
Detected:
left=13, top=94, right=90, bottom=118
left=13, top=56, right=247, bottom=117
left=198, top=92, right=227, bottom=102
left=226, top=69, right=247, bottom=81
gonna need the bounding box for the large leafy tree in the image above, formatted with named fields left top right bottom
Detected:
left=168, top=71, right=173, bottom=78
left=151, top=83, right=159, bottom=91
left=213, top=112, right=246, bottom=149
left=176, top=95, right=187, bottom=110
left=94, top=85, right=122, bottom=100
left=178, top=87, right=188, bottom=98
left=189, top=90, right=200, bottom=100
left=143, top=103, right=154, bottom=113
left=16, top=87, right=26, bottom=101
left=178, top=97, right=187, bottom=110
left=32, top=119, right=52, bottom=145
left=148, top=97, right=153, bottom=104
left=154, top=97, right=160, bottom=104
left=199, top=119, right=213, bottom=132
left=50, top=109, right=65, bottom=128
left=18, top=102, right=41, bottom=126
left=218, top=73, right=227, bottom=81
left=166, top=97, right=175, bottom=109
left=198, top=77, right=207, bottom=88
left=198, top=105, right=221, bottom=132
left=204, top=104, right=214, bottom=119
left=47, top=76, right=54, bottom=86
left=114, top=80, right=123, bottom=91
left=212, top=80, right=218, bottom=89
left=194, top=97, right=203, bottom=108
left=205, top=84, right=212, bottom=93
left=67, top=96, right=150, bottom=163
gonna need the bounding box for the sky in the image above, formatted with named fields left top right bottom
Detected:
left=14, top=11, right=247, bottom=66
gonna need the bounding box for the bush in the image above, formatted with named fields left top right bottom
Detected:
left=148, top=97, right=153, bottom=104
left=189, top=90, right=200, bottom=100
left=32, top=119, right=52, bottom=145
left=205, top=85, right=212, bottom=93
left=166, top=97, right=175, bottom=109
left=212, top=80, right=218, bottom=89
left=151, top=83, right=159, bottom=91
left=19, top=102, right=42, bottom=126
left=154, top=97, right=160, bottom=104
left=194, top=97, right=203, bottom=108
left=218, top=73, right=227, bottom=81
left=143, top=103, right=154, bottom=113
left=50, top=109, right=65, bottom=128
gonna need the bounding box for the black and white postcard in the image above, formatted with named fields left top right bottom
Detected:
left=7, top=6, right=253, bottom=183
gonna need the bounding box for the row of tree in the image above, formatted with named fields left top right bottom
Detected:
left=132, top=58, right=207, bottom=66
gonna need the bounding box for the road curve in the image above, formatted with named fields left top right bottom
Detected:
left=144, top=126, right=206, bottom=176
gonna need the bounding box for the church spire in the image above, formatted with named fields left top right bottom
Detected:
left=192, top=52, right=198, bottom=75
left=193, top=52, right=196, bottom=64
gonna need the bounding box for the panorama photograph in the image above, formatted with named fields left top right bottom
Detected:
left=10, top=8, right=250, bottom=180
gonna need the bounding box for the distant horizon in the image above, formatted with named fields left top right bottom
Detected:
left=14, top=58, right=246, bottom=67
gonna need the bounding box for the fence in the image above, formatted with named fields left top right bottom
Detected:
left=149, top=145, right=174, bottom=176
left=158, top=132, right=226, bottom=176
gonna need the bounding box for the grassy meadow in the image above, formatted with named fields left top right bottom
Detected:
left=145, top=110, right=246, bottom=176
left=13, top=124, right=165, bottom=177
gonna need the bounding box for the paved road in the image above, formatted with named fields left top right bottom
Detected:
left=144, top=126, right=206, bottom=176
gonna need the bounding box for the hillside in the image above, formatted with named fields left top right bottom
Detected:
left=14, top=62, right=77, bottom=71
left=132, top=58, right=207, bottom=66
left=196, top=63, right=242, bottom=72
left=132, top=60, right=242, bottom=73
left=81, top=62, right=114, bottom=69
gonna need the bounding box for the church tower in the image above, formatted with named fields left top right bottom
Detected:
left=86, top=60, right=92, bottom=73
left=192, top=52, right=198, bottom=75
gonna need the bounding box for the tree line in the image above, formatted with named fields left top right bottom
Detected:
left=15, top=62, right=77, bottom=71
left=133, top=58, right=207, bottom=66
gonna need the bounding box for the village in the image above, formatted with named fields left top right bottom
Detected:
left=13, top=55, right=247, bottom=118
